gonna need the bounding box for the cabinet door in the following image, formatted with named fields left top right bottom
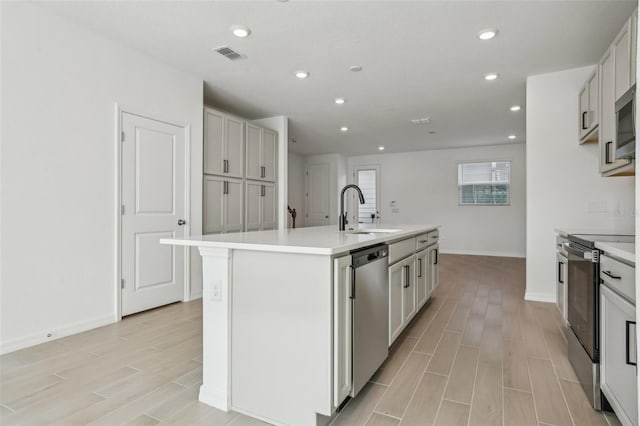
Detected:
left=614, top=19, right=632, bottom=101
left=588, top=72, right=599, bottom=131
left=389, top=261, right=405, bottom=345
left=599, top=47, right=632, bottom=174
left=245, top=124, right=262, bottom=180
left=245, top=181, right=261, bottom=231
left=204, top=109, right=224, bottom=175
left=203, top=175, right=224, bottom=234
left=416, top=250, right=429, bottom=308
left=631, top=11, right=637, bottom=87
left=403, top=257, right=417, bottom=324
left=579, top=84, right=590, bottom=139
left=225, top=117, right=244, bottom=178
left=333, top=255, right=352, bottom=407
left=600, top=285, right=638, bottom=426
left=429, top=245, right=440, bottom=291
left=261, top=183, right=277, bottom=230
left=262, top=129, right=277, bottom=182
left=224, top=179, right=244, bottom=233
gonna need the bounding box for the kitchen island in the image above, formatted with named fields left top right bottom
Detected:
left=161, top=224, right=439, bottom=426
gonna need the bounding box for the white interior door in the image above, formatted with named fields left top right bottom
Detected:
left=121, top=112, right=186, bottom=316
left=306, top=163, right=330, bottom=226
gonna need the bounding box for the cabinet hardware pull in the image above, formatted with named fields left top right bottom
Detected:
left=349, top=265, right=356, bottom=300
left=223, top=181, right=228, bottom=195
left=558, top=261, right=564, bottom=284
left=261, top=166, right=266, bottom=178
left=605, top=141, right=612, bottom=164
left=261, top=185, right=265, bottom=197
left=582, top=111, right=588, bottom=130
left=602, top=270, right=621, bottom=280
left=626, top=321, right=637, bottom=366
left=223, top=159, right=229, bottom=173
left=419, top=240, right=428, bottom=244
left=404, top=265, right=411, bottom=288
left=434, top=249, right=438, bottom=265
left=418, top=258, right=422, bottom=277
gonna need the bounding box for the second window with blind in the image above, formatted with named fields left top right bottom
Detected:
left=458, top=161, right=511, bottom=205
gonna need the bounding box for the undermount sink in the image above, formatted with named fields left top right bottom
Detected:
left=348, top=228, right=400, bottom=235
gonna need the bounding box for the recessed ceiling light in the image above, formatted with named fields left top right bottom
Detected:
left=295, top=70, right=309, bottom=79
left=478, top=29, right=498, bottom=40
left=510, top=105, right=521, bottom=111
left=350, top=65, right=363, bottom=72
left=230, top=25, right=251, bottom=38
left=484, top=73, right=499, bottom=81
left=340, top=126, right=349, bottom=132
left=508, top=134, right=516, bottom=140
left=334, top=98, right=346, bottom=105
left=378, top=146, right=385, bottom=151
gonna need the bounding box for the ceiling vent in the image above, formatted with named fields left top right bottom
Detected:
left=410, top=117, right=431, bottom=125
left=214, top=46, right=244, bottom=61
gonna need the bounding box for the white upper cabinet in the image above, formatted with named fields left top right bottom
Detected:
left=204, top=107, right=244, bottom=179
left=579, top=70, right=599, bottom=143
left=598, top=11, right=635, bottom=176
left=246, top=123, right=277, bottom=182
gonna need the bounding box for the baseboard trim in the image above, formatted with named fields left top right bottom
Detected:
left=440, top=249, right=526, bottom=258
left=524, top=292, right=557, bottom=303
left=189, top=292, right=203, bottom=301
left=0, top=314, right=115, bottom=355
left=199, top=385, right=230, bottom=411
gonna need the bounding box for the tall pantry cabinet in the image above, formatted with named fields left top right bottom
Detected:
left=203, top=107, right=278, bottom=234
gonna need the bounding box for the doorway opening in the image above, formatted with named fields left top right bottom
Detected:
left=355, top=166, right=380, bottom=224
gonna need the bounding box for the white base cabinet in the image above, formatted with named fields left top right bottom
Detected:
left=333, top=255, right=352, bottom=408
left=600, top=284, right=637, bottom=426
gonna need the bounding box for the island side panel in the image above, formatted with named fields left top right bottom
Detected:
left=198, top=247, right=233, bottom=410
left=231, top=250, right=334, bottom=426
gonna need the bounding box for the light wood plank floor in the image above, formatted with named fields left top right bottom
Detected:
left=0, top=254, right=622, bottom=426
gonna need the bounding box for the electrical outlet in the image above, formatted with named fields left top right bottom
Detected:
left=211, top=280, right=221, bottom=301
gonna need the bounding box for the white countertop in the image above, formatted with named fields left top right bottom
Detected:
left=555, top=227, right=635, bottom=237
left=594, top=242, right=635, bottom=264
left=161, top=224, right=439, bottom=255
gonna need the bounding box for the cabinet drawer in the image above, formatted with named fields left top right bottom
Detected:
left=389, top=238, right=416, bottom=265
left=416, top=230, right=439, bottom=251
left=600, top=254, right=635, bottom=303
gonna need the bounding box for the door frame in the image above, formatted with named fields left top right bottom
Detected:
left=115, top=104, right=191, bottom=320
left=350, top=164, right=381, bottom=224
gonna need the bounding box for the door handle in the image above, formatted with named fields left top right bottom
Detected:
left=602, top=270, right=621, bottom=280
left=177, top=219, right=186, bottom=226
left=558, top=261, right=564, bottom=284
left=626, top=321, right=637, bottom=366
left=349, top=265, right=355, bottom=300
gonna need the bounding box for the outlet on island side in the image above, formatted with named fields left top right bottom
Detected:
left=211, top=280, right=221, bottom=301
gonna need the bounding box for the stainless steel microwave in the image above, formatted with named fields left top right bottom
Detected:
left=615, top=84, right=635, bottom=160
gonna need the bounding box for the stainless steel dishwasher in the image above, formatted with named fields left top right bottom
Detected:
left=350, top=244, right=389, bottom=397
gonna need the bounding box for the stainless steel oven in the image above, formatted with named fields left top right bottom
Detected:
left=566, top=233, right=635, bottom=410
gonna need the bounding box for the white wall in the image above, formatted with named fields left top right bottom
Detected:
left=250, top=116, right=289, bottom=230
left=0, top=3, right=204, bottom=353
left=526, top=66, right=635, bottom=302
left=348, top=144, right=527, bottom=257
left=287, top=152, right=306, bottom=228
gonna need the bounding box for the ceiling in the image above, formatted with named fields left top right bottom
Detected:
left=36, top=1, right=637, bottom=156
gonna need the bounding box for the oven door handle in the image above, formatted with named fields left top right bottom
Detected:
left=564, top=244, right=592, bottom=259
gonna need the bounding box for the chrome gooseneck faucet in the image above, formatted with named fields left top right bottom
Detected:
left=339, top=184, right=365, bottom=231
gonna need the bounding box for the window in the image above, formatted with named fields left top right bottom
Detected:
left=356, top=169, right=378, bottom=223
left=458, top=161, right=511, bottom=205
